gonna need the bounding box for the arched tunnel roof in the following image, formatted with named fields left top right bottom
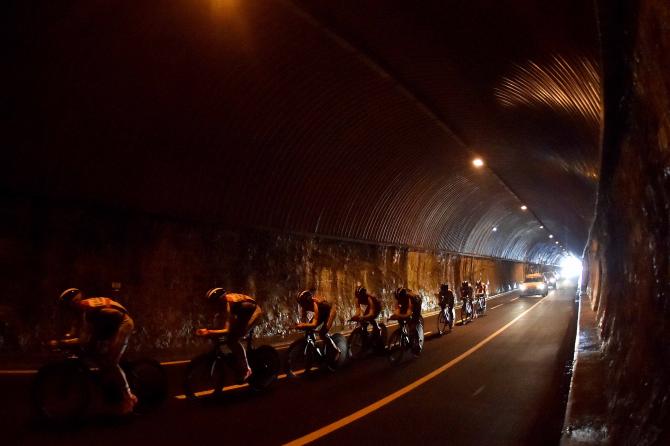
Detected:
left=5, top=1, right=601, bottom=265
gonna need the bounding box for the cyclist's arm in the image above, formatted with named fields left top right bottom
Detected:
left=296, top=301, right=319, bottom=329
left=60, top=312, right=93, bottom=345
left=202, top=302, right=232, bottom=336
left=393, top=300, right=412, bottom=319
left=363, top=297, right=376, bottom=317
left=353, top=304, right=364, bottom=319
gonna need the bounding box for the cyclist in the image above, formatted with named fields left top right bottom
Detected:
left=460, top=281, right=475, bottom=318
left=352, top=286, right=382, bottom=337
left=390, top=287, right=424, bottom=354
left=295, top=289, right=341, bottom=359
left=475, top=280, right=487, bottom=313
left=196, top=288, right=262, bottom=383
left=437, top=283, right=455, bottom=324
left=50, top=288, right=137, bottom=415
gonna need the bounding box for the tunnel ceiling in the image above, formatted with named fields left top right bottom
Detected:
left=5, top=0, right=602, bottom=265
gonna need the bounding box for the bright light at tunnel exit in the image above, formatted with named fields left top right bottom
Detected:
left=560, top=255, right=583, bottom=278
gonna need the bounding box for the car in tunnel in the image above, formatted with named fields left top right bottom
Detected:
left=544, top=272, right=559, bottom=290
left=519, top=274, right=548, bottom=297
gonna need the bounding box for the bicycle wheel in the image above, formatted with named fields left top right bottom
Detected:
left=412, top=321, right=425, bottom=355
left=183, top=353, right=225, bottom=400
left=387, top=330, right=407, bottom=366
left=373, top=324, right=388, bottom=354
left=437, top=310, right=448, bottom=335
left=248, top=345, right=280, bottom=391
left=348, top=327, right=367, bottom=360
left=325, top=333, right=348, bottom=371
left=32, top=360, right=90, bottom=423
left=124, top=359, right=167, bottom=411
left=286, top=339, right=314, bottom=377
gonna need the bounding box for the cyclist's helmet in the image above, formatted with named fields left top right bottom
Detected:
left=355, top=286, right=367, bottom=298
left=58, top=288, right=83, bottom=305
left=297, top=290, right=313, bottom=306
left=205, top=287, right=226, bottom=302
left=395, top=287, right=407, bottom=299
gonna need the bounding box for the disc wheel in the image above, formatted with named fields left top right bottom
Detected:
left=183, top=353, right=225, bottom=400
left=124, top=359, right=167, bottom=411
left=387, top=330, right=407, bottom=366
left=437, top=310, right=448, bottom=335
left=324, top=333, right=347, bottom=370
left=348, top=328, right=367, bottom=360
left=32, top=360, right=90, bottom=423
left=286, top=339, right=314, bottom=377
left=248, top=345, right=280, bottom=391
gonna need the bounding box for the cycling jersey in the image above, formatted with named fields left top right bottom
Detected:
left=439, top=290, right=455, bottom=308
left=356, top=293, right=382, bottom=315
left=80, top=297, right=130, bottom=340
left=397, top=292, right=422, bottom=319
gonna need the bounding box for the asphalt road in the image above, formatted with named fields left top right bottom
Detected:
left=3, top=285, right=577, bottom=446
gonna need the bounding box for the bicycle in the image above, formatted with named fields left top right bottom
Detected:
left=387, top=317, right=424, bottom=365
left=461, top=298, right=475, bottom=324
left=32, top=344, right=167, bottom=423
left=474, top=293, right=487, bottom=316
left=437, top=305, right=454, bottom=335
left=183, top=330, right=280, bottom=400
left=286, top=328, right=348, bottom=377
left=347, top=319, right=388, bottom=360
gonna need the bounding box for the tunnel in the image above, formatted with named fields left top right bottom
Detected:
left=2, top=1, right=669, bottom=445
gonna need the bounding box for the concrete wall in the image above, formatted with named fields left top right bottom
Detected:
left=580, top=0, right=670, bottom=443
left=0, top=197, right=528, bottom=358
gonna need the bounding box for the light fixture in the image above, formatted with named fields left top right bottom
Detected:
left=472, top=158, right=484, bottom=168
left=555, top=241, right=559, bottom=244
left=520, top=205, right=528, bottom=210
left=492, top=227, right=498, bottom=232
left=549, top=234, right=554, bottom=239
left=539, top=225, right=544, bottom=229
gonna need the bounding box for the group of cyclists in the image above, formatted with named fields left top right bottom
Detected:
left=49, top=279, right=489, bottom=415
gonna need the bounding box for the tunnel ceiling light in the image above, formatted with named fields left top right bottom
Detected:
left=549, top=234, right=554, bottom=239
left=492, top=226, right=498, bottom=232
left=472, top=158, right=484, bottom=167
left=555, top=241, right=559, bottom=244
left=520, top=205, right=528, bottom=210
left=539, top=225, right=544, bottom=229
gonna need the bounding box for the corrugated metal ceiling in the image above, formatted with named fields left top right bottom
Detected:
left=5, top=0, right=599, bottom=265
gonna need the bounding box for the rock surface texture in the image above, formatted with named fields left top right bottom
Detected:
left=572, top=0, right=670, bottom=444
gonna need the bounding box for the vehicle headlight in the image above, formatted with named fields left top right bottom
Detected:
left=550, top=278, right=556, bottom=283
left=520, top=284, right=527, bottom=291
left=538, top=283, right=546, bottom=290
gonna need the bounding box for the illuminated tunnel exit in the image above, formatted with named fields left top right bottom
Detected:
left=2, top=1, right=669, bottom=445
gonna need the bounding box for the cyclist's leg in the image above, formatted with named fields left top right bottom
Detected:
left=319, top=305, right=340, bottom=354
left=361, top=307, right=381, bottom=336
left=227, top=302, right=258, bottom=381
left=101, top=316, right=135, bottom=412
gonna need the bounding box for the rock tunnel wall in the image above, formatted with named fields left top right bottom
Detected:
left=0, top=198, right=533, bottom=358
left=580, top=0, right=670, bottom=443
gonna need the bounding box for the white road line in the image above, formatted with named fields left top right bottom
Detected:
left=472, top=385, right=485, bottom=397
left=510, top=297, right=519, bottom=302
left=283, top=297, right=546, bottom=446
left=0, top=369, right=37, bottom=375
left=490, top=304, right=503, bottom=310
left=173, top=370, right=305, bottom=400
